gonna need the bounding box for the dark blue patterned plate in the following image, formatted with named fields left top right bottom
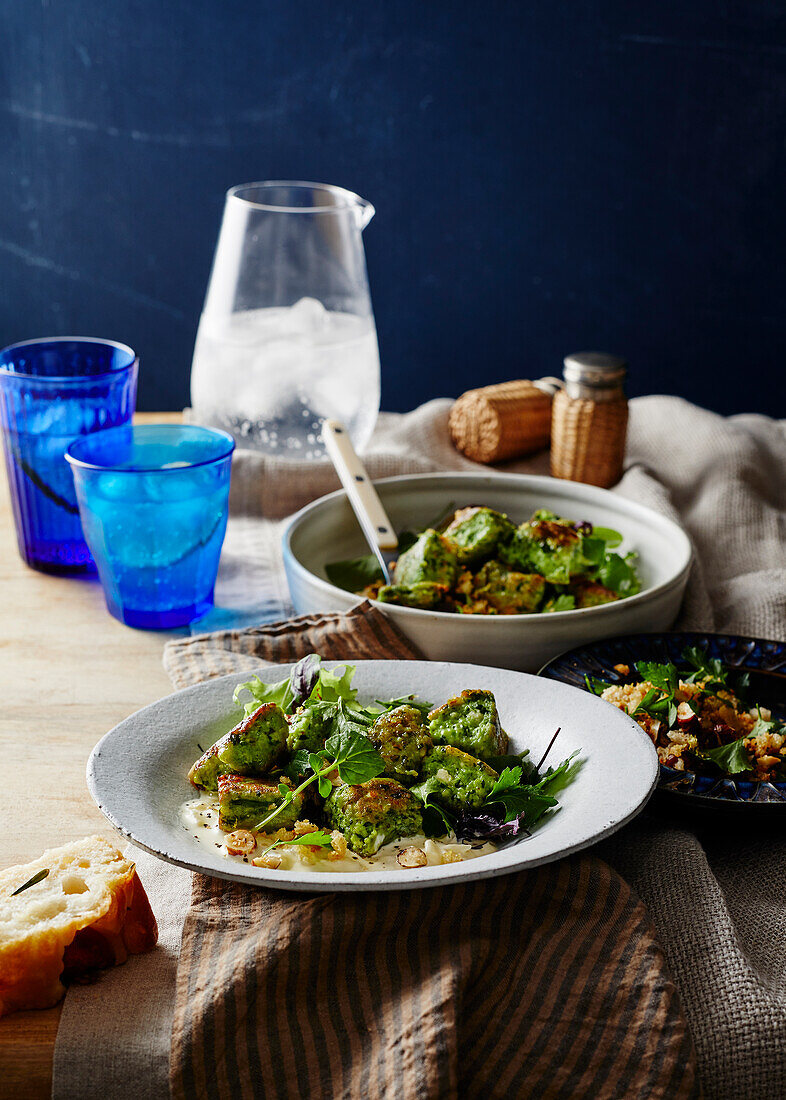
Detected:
left=539, top=632, right=786, bottom=814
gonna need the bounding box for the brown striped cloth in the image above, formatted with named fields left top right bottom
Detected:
left=164, top=602, right=699, bottom=1100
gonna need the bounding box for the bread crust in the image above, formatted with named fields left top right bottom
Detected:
left=0, top=836, right=158, bottom=1016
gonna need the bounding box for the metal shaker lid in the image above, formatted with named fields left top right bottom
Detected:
left=563, top=352, right=627, bottom=400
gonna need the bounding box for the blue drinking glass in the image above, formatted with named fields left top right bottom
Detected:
left=66, top=425, right=234, bottom=629
left=0, top=337, right=138, bottom=574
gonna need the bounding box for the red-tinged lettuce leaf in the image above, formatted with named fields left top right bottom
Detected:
left=453, top=810, right=531, bottom=842
left=290, top=654, right=321, bottom=708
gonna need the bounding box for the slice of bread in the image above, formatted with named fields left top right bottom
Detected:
left=0, top=835, right=158, bottom=1016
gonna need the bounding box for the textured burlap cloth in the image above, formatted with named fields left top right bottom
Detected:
left=53, top=396, right=786, bottom=1100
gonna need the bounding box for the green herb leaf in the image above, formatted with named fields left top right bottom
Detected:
left=595, top=552, right=641, bottom=597
left=233, top=673, right=294, bottom=715
left=632, top=687, right=676, bottom=725
left=483, top=762, right=557, bottom=822
left=487, top=750, right=536, bottom=781
left=545, top=593, right=577, bottom=613
left=681, top=646, right=727, bottom=687
left=325, top=555, right=385, bottom=594
left=585, top=674, right=611, bottom=696
left=591, top=526, right=623, bottom=548
left=282, top=750, right=313, bottom=782
left=258, top=829, right=335, bottom=860
left=409, top=777, right=456, bottom=837
left=308, top=751, right=325, bottom=773
left=319, top=666, right=360, bottom=706
left=375, top=695, right=433, bottom=718
left=634, top=660, right=680, bottom=697
left=485, top=786, right=558, bottom=824
left=749, top=715, right=776, bottom=739
left=11, top=868, right=49, bottom=896
left=289, top=830, right=333, bottom=847
left=326, top=716, right=386, bottom=785
left=697, top=737, right=752, bottom=775
left=486, top=766, right=523, bottom=800
left=579, top=536, right=607, bottom=566
left=318, top=775, right=333, bottom=799
left=535, top=751, right=583, bottom=795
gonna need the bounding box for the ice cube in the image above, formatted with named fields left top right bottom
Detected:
left=287, top=297, right=328, bottom=334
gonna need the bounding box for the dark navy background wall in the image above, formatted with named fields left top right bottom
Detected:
left=1, top=2, right=784, bottom=415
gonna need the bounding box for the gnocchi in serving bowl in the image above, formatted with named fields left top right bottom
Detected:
left=282, top=472, right=692, bottom=671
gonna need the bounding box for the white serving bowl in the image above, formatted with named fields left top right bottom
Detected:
left=282, top=472, right=692, bottom=671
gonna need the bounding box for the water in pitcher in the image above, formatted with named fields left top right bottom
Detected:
left=191, top=297, right=380, bottom=459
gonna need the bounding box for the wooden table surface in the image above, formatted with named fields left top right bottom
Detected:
left=0, top=413, right=182, bottom=1099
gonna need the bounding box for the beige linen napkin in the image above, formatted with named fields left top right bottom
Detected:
left=165, top=602, right=698, bottom=1100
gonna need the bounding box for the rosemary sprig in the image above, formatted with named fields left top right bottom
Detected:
left=11, top=868, right=49, bottom=896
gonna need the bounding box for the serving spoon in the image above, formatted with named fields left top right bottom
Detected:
left=321, top=419, right=398, bottom=584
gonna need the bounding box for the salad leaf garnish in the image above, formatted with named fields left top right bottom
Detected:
left=325, top=504, right=457, bottom=594
left=681, top=646, right=727, bottom=687
left=595, top=552, right=641, bottom=597
left=234, top=671, right=294, bottom=714
left=697, top=738, right=752, bottom=775
left=536, top=751, right=583, bottom=796
left=545, top=593, right=577, bottom=613
left=282, top=749, right=313, bottom=781
left=487, top=749, right=537, bottom=780
left=258, top=829, right=334, bottom=860
left=325, top=555, right=384, bottom=593
left=634, top=661, right=680, bottom=697
left=231, top=657, right=581, bottom=845
left=632, top=687, right=678, bottom=727
left=235, top=656, right=362, bottom=717
left=585, top=674, right=612, bottom=696
left=375, top=695, right=433, bottom=719
left=290, top=654, right=321, bottom=709
left=324, top=708, right=385, bottom=783
left=579, top=536, right=608, bottom=567
left=591, top=526, right=624, bottom=548
left=485, top=773, right=558, bottom=823
left=408, top=777, right=456, bottom=837
left=318, top=665, right=360, bottom=706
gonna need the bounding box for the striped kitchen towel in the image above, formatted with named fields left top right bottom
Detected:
left=164, top=602, right=699, bottom=1100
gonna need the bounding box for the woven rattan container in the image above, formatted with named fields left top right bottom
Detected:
left=449, top=379, right=560, bottom=464
left=550, top=352, right=628, bottom=487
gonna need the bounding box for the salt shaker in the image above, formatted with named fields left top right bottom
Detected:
left=550, top=352, right=628, bottom=487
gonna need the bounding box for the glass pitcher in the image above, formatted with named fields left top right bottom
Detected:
left=190, top=181, right=381, bottom=458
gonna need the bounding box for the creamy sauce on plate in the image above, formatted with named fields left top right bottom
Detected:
left=180, top=795, right=495, bottom=873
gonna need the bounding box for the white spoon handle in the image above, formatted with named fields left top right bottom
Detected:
left=322, top=420, right=398, bottom=583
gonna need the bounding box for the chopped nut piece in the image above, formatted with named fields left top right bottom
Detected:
left=676, top=702, right=695, bottom=725
left=330, top=831, right=347, bottom=858
left=257, top=827, right=293, bottom=843
left=396, top=846, right=428, bottom=868
left=613, top=663, right=630, bottom=676
left=252, top=852, right=282, bottom=869
left=224, top=830, right=257, bottom=856
left=293, top=819, right=319, bottom=837
left=440, top=849, right=465, bottom=864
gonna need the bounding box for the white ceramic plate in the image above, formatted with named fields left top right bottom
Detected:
left=88, top=660, right=658, bottom=892
left=283, top=473, right=693, bottom=671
